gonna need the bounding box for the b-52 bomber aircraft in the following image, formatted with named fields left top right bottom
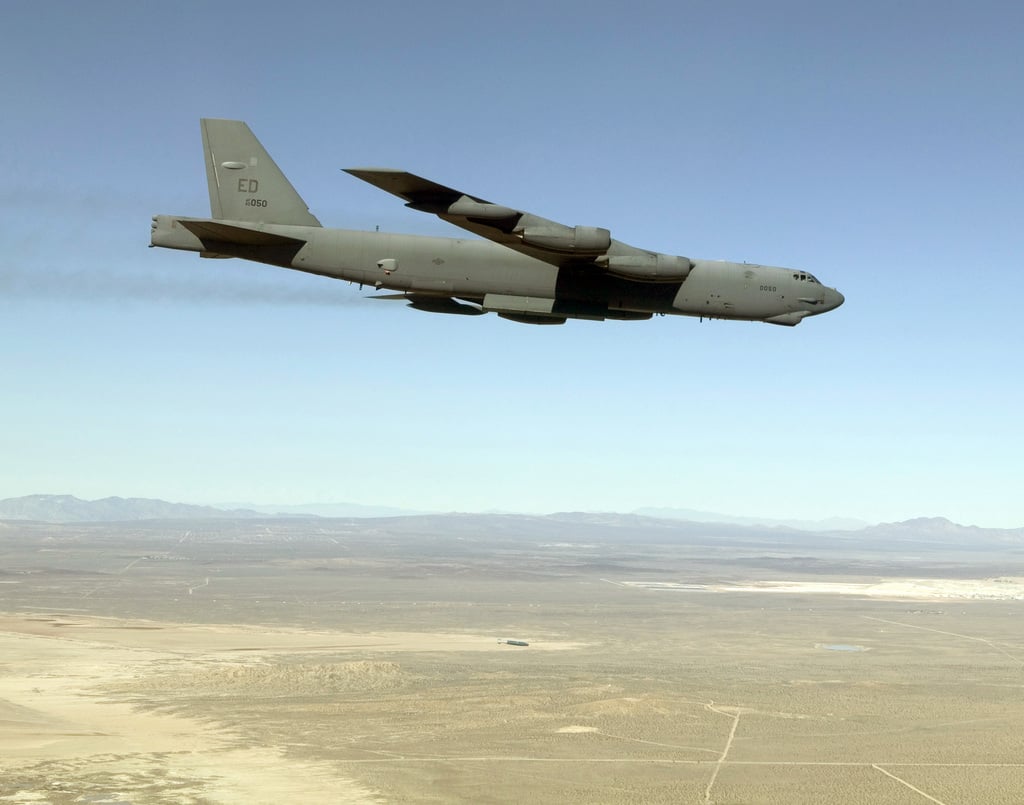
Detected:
left=151, top=119, right=844, bottom=326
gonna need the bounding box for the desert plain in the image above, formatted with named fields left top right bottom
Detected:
left=2, top=514, right=1024, bottom=803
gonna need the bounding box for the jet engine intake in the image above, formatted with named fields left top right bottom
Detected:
left=596, top=253, right=692, bottom=282
left=516, top=224, right=611, bottom=254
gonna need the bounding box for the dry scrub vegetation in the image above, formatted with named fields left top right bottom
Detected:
left=3, top=518, right=1024, bottom=802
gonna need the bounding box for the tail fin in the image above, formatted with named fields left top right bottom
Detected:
left=200, top=119, right=321, bottom=227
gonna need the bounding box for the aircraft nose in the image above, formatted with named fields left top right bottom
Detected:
left=825, top=287, right=845, bottom=311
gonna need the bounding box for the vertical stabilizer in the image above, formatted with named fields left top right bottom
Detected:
left=200, top=119, right=321, bottom=227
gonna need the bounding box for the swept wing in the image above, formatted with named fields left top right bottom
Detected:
left=342, top=168, right=692, bottom=283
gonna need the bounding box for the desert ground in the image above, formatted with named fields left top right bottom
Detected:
left=2, top=516, right=1024, bottom=803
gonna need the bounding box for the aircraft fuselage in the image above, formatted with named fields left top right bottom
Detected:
left=151, top=215, right=841, bottom=325
left=150, top=120, right=843, bottom=327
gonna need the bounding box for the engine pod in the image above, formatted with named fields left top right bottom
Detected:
left=597, top=254, right=692, bottom=282
left=516, top=224, right=611, bottom=254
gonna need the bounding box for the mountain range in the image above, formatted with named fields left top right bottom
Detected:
left=0, top=494, right=261, bottom=522
left=0, top=495, right=1021, bottom=546
left=0, top=495, right=865, bottom=531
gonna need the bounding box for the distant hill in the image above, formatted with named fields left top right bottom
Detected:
left=859, top=516, right=1024, bottom=544
left=217, top=501, right=424, bottom=518
left=634, top=507, right=869, bottom=532
left=0, top=494, right=262, bottom=523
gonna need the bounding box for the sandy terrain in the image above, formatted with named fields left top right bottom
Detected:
left=0, top=616, right=374, bottom=803
left=0, top=614, right=577, bottom=803
left=4, top=519, right=1024, bottom=802
left=0, top=614, right=580, bottom=654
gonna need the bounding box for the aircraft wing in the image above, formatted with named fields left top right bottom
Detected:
left=343, top=168, right=614, bottom=269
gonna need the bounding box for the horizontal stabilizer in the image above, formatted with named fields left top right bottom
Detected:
left=151, top=215, right=309, bottom=266
left=180, top=219, right=308, bottom=248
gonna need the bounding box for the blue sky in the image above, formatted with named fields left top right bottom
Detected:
left=2, top=2, right=1021, bottom=526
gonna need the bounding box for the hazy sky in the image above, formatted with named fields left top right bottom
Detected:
left=2, top=2, right=1021, bottom=526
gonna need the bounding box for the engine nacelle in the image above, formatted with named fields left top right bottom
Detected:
left=516, top=224, right=611, bottom=254
left=596, top=253, right=692, bottom=282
